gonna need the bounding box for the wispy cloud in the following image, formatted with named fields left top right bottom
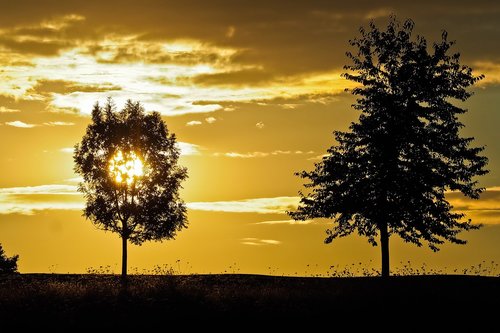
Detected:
left=217, top=152, right=270, bottom=158
left=43, top=121, right=75, bottom=126
left=39, top=14, right=85, bottom=31
left=255, top=219, right=315, bottom=225
left=0, top=184, right=82, bottom=215
left=177, top=142, right=201, bottom=156
left=5, top=120, right=37, bottom=128
left=0, top=106, right=19, bottom=113
left=364, top=8, right=393, bottom=19
left=307, top=153, right=329, bottom=161
left=186, top=120, right=202, bottom=126
left=1, top=183, right=498, bottom=226
left=187, top=196, right=300, bottom=214
left=60, top=147, right=74, bottom=154
left=226, top=26, right=236, bottom=39
left=205, top=116, right=216, bottom=124
left=64, top=177, right=83, bottom=184
left=5, top=120, right=75, bottom=128
left=474, top=61, right=500, bottom=86
left=256, top=121, right=265, bottom=129
left=446, top=188, right=500, bottom=225
left=214, top=150, right=314, bottom=158
left=0, top=184, right=78, bottom=195
left=241, top=237, right=282, bottom=246
left=0, top=20, right=353, bottom=117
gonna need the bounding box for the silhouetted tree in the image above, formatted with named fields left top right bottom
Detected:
left=289, top=17, right=488, bottom=277
left=74, top=99, right=188, bottom=279
left=0, top=243, right=19, bottom=274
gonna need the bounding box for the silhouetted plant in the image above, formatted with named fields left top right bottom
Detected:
left=86, top=265, right=114, bottom=275
left=0, top=243, right=19, bottom=274
left=74, top=98, right=188, bottom=280
left=289, top=17, right=488, bottom=277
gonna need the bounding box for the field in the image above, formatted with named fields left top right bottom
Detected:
left=1, top=273, right=499, bottom=328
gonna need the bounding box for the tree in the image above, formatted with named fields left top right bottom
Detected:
left=0, top=243, right=19, bottom=274
left=74, top=99, right=188, bottom=279
left=289, top=17, right=488, bottom=277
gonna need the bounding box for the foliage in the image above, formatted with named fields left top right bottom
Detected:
left=0, top=243, right=19, bottom=274
left=74, top=99, right=188, bottom=276
left=289, top=17, right=488, bottom=275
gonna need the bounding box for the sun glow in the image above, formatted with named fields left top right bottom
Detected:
left=108, top=150, right=144, bottom=185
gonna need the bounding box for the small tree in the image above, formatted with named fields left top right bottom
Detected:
left=289, top=17, right=488, bottom=277
left=74, top=99, right=188, bottom=279
left=0, top=243, right=19, bottom=274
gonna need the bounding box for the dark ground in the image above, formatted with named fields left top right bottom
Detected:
left=0, top=274, right=499, bottom=329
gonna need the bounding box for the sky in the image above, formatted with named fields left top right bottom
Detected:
left=0, top=0, right=499, bottom=275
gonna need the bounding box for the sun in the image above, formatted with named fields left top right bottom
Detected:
left=108, top=150, right=144, bottom=185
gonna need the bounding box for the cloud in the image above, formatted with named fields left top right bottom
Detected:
left=64, top=177, right=83, bottom=184
left=0, top=23, right=354, bottom=116
left=186, top=120, right=202, bottom=126
left=89, top=38, right=238, bottom=66
left=446, top=188, right=500, bottom=225
left=0, top=106, right=19, bottom=113
left=186, top=189, right=500, bottom=223
left=187, top=196, right=300, bottom=214
left=271, top=150, right=290, bottom=155
left=364, top=8, right=394, bottom=19
left=0, top=14, right=85, bottom=56
left=241, top=238, right=281, bottom=246
left=205, top=116, right=216, bottom=124
left=474, top=61, right=500, bottom=86
left=308, top=154, right=329, bottom=161
left=214, top=150, right=313, bottom=158
left=255, top=219, right=315, bottom=225
left=0, top=185, right=296, bottom=216
left=0, top=184, right=82, bottom=215
left=226, top=26, right=236, bottom=39
left=60, top=147, right=74, bottom=154
left=447, top=188, right=500, bottom=211
left=5, top=120, right=75, bottom=128
left=1, top=183, right=499, bottom=224
left=256, top=121, right=264, bottom=129
left=5, top=120, right=37, bottom=128
left=29, top=79, right=122, bottom=96
left=43, top=121, right=75, bottom=126
left=177, top=142, right=201, bottom=156
left=0, top=184, right=78, bottom=195
left=192, top=69, right=274, bottom=87
left=216, top=152, right=270, bottom=158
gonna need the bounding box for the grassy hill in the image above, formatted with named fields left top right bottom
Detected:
left=1, top=274, right=499, bottom=328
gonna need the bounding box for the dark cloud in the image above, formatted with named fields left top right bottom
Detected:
left=0, top=37, right=69, bottom=56
left=28, top=79, right=121, bottom=95
left=87, top=42, right=234, bottom=66
left=191, top=69, right=274, bottom=87
left=0, top=1, right=498, bottom=74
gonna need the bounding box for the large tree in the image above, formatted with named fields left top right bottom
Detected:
left=289, top=17, right=488, bottom=277
left=74, top=99, right=188, bottom=279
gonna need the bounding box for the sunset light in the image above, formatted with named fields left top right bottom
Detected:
left=1, top=1, right=500, bottom=324
left=108, top=150, right=144, bottom=185
left=0, top=1, right=499, bottom=280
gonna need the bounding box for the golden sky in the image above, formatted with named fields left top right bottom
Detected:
left=0, top=0, right=499, bottom=275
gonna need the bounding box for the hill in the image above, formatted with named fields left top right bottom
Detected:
left=1, top=274, right=499, bottom=328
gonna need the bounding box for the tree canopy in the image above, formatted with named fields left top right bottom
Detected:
left=0, top=243, right=18, bottom=274
left=289, top=17, right=488, bottom=276
left=74, top=99, right=188, bottom=278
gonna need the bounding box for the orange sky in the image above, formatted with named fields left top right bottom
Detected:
left=0, top=0, right=499, bottom=275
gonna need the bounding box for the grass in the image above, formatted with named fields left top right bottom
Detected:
left=85, top=260, right=500, bottom=277
left=1, top=269, right=499, bottom=328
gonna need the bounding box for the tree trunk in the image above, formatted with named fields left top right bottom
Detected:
left=121, top=235, right=128, bottom=280
left=380, top=223, right=390, bottom=277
